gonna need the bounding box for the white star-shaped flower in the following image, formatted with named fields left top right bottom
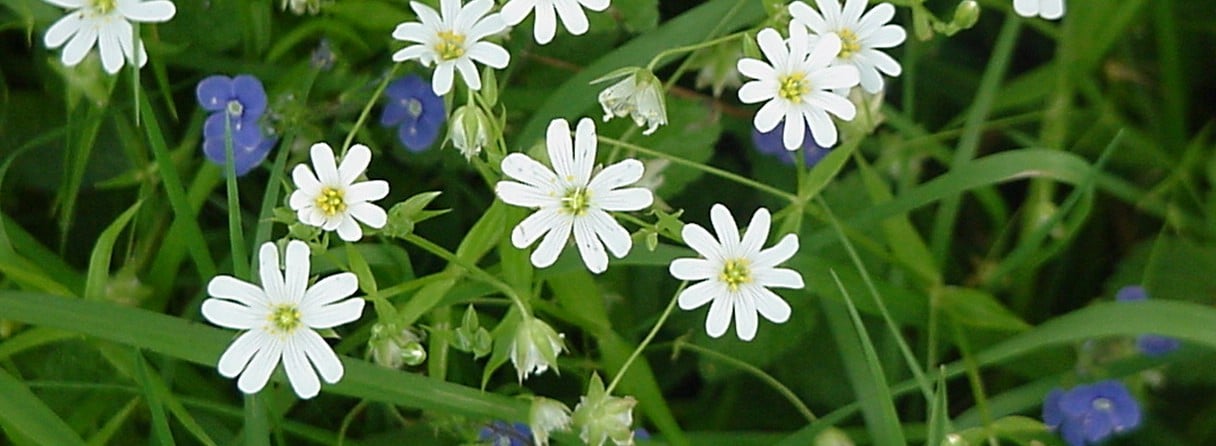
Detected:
left=669, top=204, right=804, bottom=341
left=391, top=0, right=510, bottom=95
left=203, top=241, right=366, bottom=399
left=289, top=143, right=389, bottom=242
left=737, top=25, right=860, bottom=150
left=789, top=0, right=907, bottom=94
left=1013, top=0, right=1065, bottom=20
left=495, top=118, right=654, bottom=274
left=42, top=0, right=176, bottom=74
left=500, top=0, right=609, bottom=45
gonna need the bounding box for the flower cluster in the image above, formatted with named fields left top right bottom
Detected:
left=1043, top=380, right=1142, bottom=446
left=43, top=0, right=177, bottom=73
left=380, top=74, right=446, bottom=152
left=196, top=75, right=277, bottom=176
left=289, top=143, right=390, bottom=242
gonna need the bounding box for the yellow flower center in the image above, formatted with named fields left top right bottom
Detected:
left=91, top=0, right=117, bottom=14
left=720, top=259, right=752, bottom=292
left=435, top=30, right=466, bottom=61
left=269, top=305, right=302, bottom=333
left=838, top=28, right=861, bottom=59
left=778, top=72, right=810, bottom=102
left=315, top=187, right=347, bottom=216
left=561, top=187, right=591, bottom=216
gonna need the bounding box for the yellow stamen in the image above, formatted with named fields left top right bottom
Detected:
left=778, top=72, right=810, bottom=102
left=315, top=187, right=347, bottom=216
left=269, top=305, right=302, bottom=333
left=838, top=28, right=861, bottom=59
left=561, top=187, right=591, bottom=216
left=720, top=259, right=752, bottom=292
left=435, top=30, right=466, bottom=61
left=92, top=0, right=117, bottom=14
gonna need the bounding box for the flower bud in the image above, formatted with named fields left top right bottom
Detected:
left=814, top=427, right=854, bottom=446
left=952, top=1, right=980, bottom=30
left=572, top=374, right=637, bottom=446
left=448, top=105, right=491, bottom=159
left=530, top=397, right=573, bottom=446
left=510, top=317, right=565, bottom=382
left=594, top=68, right=667, bottom=135
left=369, top=323, right=427, bottom=369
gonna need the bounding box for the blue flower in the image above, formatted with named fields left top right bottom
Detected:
left=196, top=75, right=274, bottom=175
left=751, top=122, right=831, bottom=166
left=1115, top=285, right=1180, bottom=356
left=380, top=75, right=445, bottom=152
left=1043, top=380, right=1142, bottom=446
left=479, top=421, right=533, bottom=446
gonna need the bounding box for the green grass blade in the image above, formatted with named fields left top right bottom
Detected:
left=83, top=201, right=142, bottom=301
left=0, top=367, right=87, bottom=446
left=85, top=397, right=139, bottom=446
left=133, top=350, right=176, bottom=446
left=925, top=366, right=950, bottom=446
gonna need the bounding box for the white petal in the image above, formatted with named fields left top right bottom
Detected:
left=337, top=144, right=371, bottom=185
left=588, top=159, right=643, bottom=192
left=456, top=59, right=481, bottom=90
left=749, top=286, right=792, bottom=323
left=348, top=203, right=387, bottom=229
left=855, top=60, right=883, bottom=94
left=709, top=204, right=741, bottom=257
left=677, top=279, right=721, bottom=310
left=681, top=222, right=724, bottom=263
left=805, top=108, right=840, bottom=148
left=500, top=0, right=535, bottom=25
left=1013, top=0, right=1038, bottom=17
left=579, top=0, right=609, bottom=11
left=347, top=181, right=389, bottom=203
left=456, top=0, right=494, bottom=31
left=392, top=22, right=427, bottom=42
left=788, top=1, right=827, bottom=34
left=302, top=273, right=359, bottom=308
left=841, top=0, right=866, bottom=25
left=512, top=208, right=564, bottom=248
left=411, top=1, right=443, bottom=27
left=856, top=3, right=895, bottom=36
left=439, top=0, right=460, bottom=23
left=783, top=109, right=806, bottom=150
left=866, top=49, right=902, bottom=77
left=237, top=337, right=283, bottom=394
left=753, top=99, right=786, bottom=132
left=572, top=118, right=597, bottom=185
left=114, top=18, right=138, bottom=66
left=586, top=209, right=631, bottom=259
left=202, top=299, right=262, bottom=330
left=669, top=258, right=716, bottom=281
left=787, top=22, right=809, bottom=61
left=302, top=299, right=365, bottom=329
left=322, top=214, right=343, bottom=231
left=1040, top=0, right=1065, bottom=20
left=738, top=80, right=775, bottom=104
left=309, top=143, right=341, bottom=186
left=533, top=1, right=557, bottom=44
left=573, top=218, right=608, bottom=273
left=596, top=188, right=653, bottom=212
left=553, top=0, right=589, bottom=36
left=815, top=0, right=842, bottom=25
left=733, top=292, right=758, bottom=341
left=298, top=329, right=344, bottom=383
left=61, top=24, right=97, bottom=67
left=282, top=341, right=320, bottom=399
left=257, top=242, right=286, bottom=303
left=754, top=267, right=805, bottom=289
left=336, top=216, right=363, bottom=241
left=207, top=276, right=269, bottom=308
left=291, top=164, right=321, bottom=198
left=467, top=12, right=507, bottom=41
left=117, top=0, right=176, bottom=22
left=546, top=119, right=576, bottom=182
left=217, top=331, right=266, bottom=378
left=432, top=63, right=455, bottom=95
left=865, top=25, right=906, bottom=49
left=468, top=42, right=510, bottom=69
left=704, top=291, right=734, bottom=338
left=755, top=28, right=786, bottom=67
left=754, top=234, right=799, bottom=269
left=531, top=217, right=572, bottom=268
left=44, top=13, right=82, bottom=49
left=812, top=65, right=861, bottom=90
left=740, top=207, right=771, bottom=257
left=496, top=181, right=556, bottom=208
left=501, top=153, right=559, bottom=190
left=44, top=0, right=85, bottom=7
left=736, top=59, right=774, bottom=82
left=807, top=33, right=842, bottom=69
left=391, top=44, right=428, bottom=62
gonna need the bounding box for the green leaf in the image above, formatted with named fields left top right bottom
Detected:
left=83, top=201, right=141, bottom=301
left=0, top=367, right=86, bottom=446
left=937, top=287, right=1030, bottom=332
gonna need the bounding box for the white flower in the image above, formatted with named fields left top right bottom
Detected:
left=669, top=204, right=804, bottom=341
left=530, top=397, right=573, bottom=446
left=289, top=143, right=389, bottom=242
left=42, top=0, right=176, bottom=74
left=448, top=104, right=490, bottom=159
left=500, top=0, right=609, bottom=45
left=391, top=0, right=510, bottom=95
left=737, top=25, right=859, bottom=150
left=595, top=68, right=668, bottom=135
left=789, top=0, right=907, bottom=94
left=202, top=241, right=366, bottom=398
left=510, top=317, right=566, bottom=382
left=495, top=118, right=653, bottom=273
left=1013, top=0, right=1065, bottom=20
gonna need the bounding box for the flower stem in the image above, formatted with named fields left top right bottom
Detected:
left=645, top=32, right=745, bottom=72
left=401, top=234, right=531, bottom=317
left=605, top=282, right=685, bottom=395
left=673, top=339, right=817, bottom=423
left=342, top=64, right=402, bottom=155
left=597, top=135, right=797, bottom=202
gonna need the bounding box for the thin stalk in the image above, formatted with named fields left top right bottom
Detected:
left=645, top=33, right=745, bottom=72
left=402, top=234, right=530, bottom=317
left=342, top=64, right=401, bottom=155
left=605, top=282, right=685, bottom=395
left=224, top=119, right=249, bottom=279
left=675, top=340, right=817, bottom=423
left=597, top=135, right=796, bottom=202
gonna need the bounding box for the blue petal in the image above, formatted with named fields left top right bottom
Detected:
left=202, top=134, right=274, bottom=176
left=380, top=101, right=407, bottom=127
left=398, top=120, right=440, bottom=152
left=196, top=75, right=233, bottom=112
left=751, top=122, right=829, bottom=166
left=1116, top=285, right=1147, bottom=302
left=231, top=75, right=268, bottom=118
left=230, top=115, right=265, bottom=147
left=1043, top=388, right=1065, bottom=428
left=203, top=112, right=228, bottom=140
left=1138, top=334, right=1180, bottom=356
left=1059, top=384, right=1100, bottom=417
left=1059, top=419, right=1088, bottom=446
left=1080, top=411, right=1113, bottom=443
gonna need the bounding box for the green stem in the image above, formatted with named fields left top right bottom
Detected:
left=401, top=234, right=530, bottom=317
left=597, top=136, right=796, bottom=202
left=342, top=64, right=401, bottom=155
left=645, top=32, right=745, bottom=72
left=674, top=340, right=817, bottom=423
left=224, top=119, right=249, bottom=279
left=605, top=282, right=684, bottom=395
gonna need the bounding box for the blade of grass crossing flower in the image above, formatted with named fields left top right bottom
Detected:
left=822, top=269, right=906, bottom=445
left=133, top=349, right=176, bottom=446
left=85, top=397, right=139, bottom=446
left=925, top=366, right=951, bottom=446
left=83, top=201, right=142, bottom=301
left=138, top=93, right=217, bottom=279
left=251, top=127, right=294, bottom=250
left=0, top=367, right=86, bottom=446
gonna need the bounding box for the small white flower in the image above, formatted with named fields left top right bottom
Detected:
left=510, top=317, right=566, bottom=382
left=571, top=374, right=637, bottom=446
left=42, top=0, right=176, bottom=74
left=789, top=0, right=907, bottom=94
left=595, top=68, right=668, bottom=135
left=737, top=25, right=860, bottom=150
left=669, top=204, right=804, bottom=341
left=448, top=104, right=490, bottom=159
left=289, top=143, right=389, bottom=242
left=500, top=0, right=610, bottom=45
left=391, top=0, right=510, bottom=95
left=495, top=118, right=653, bottom=274
left=1013, top=0, right=1065, bottom=20
left=530, top=397, right=573, bottom=446
left=203, top=241, right=366, bottom=399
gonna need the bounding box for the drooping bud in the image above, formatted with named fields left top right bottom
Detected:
left=593, top=67, right=668, bottom=135
left=571, top=374, right=637, bottom=446
left=448, top=105, right=491, bottom=159
left=529, top=397, right=573, bottom=446
left=952, top=1, right=981, bottom=30
left=510, top=317, right=566, bottom=382
left=369, top=322, right=427, bottom=369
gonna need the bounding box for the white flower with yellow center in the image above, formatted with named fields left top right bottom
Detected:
left=737, top=25, right=859, bottom=150
left=390, top=0, right=510, bottom=95
left=789, top=0, right=907, bottom=94
left=495, top=118, right=654, bottom=274
left=1013, top=0, right=1065, bottom=20
left=289, top=143, right=389, bottom=242
left=42, top=0, right=176, bottom=74
left=669, top=204, right=804, bottom=341
left=500, top=0, right=610, bottom=45
left=203, top=241, right=365, bottom=399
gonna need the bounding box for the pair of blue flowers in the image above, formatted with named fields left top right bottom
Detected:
left=196, top=75, right=277, bottom=176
